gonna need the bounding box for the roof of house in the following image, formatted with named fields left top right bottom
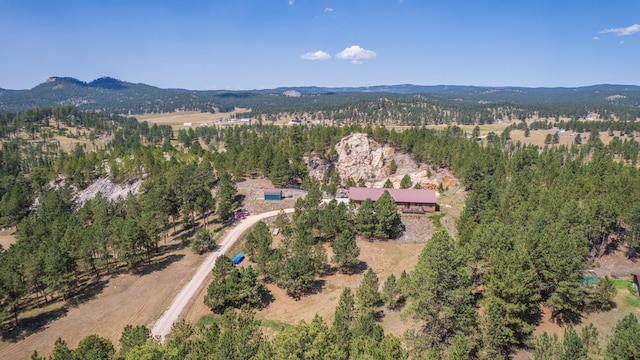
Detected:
left=264, top=189, right=283, bottom=196
left=348, top=187, right=437, bottom=204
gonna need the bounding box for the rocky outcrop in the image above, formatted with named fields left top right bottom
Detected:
left=334, top=133, right=388, bottom=183
left=307, top=133, right=459, bottom=194
left=74, top=178, right=142, bottom=207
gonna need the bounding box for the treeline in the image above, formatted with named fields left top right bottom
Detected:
left=30, top=231, right=640, bottom=360
left=529, top=117, right=640, bottom=135
left=0, top=106, right=135, bottom=138
left=242, top=95, right=640, bottom=126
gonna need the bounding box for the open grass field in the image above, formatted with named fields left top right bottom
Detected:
left=135, top=109, right=250, bottom=130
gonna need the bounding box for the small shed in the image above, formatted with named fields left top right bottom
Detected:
left=232, top=252, right=244, bottom=265
left=264, top=189, right=283, bottom=201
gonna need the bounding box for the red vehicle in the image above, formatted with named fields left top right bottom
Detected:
left=234, top=209, right=250, bottom=219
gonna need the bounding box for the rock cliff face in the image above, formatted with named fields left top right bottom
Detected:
left=334, top=133, right=390, bottom=183
left=307, top=133, right=458, bottom=193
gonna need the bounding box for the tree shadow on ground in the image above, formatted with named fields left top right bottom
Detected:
left=135, top=253, right=185, bottom=276
left=256, top=290, right=275, bottom=310
left=324, top=260, right=369, bottom=277
left=156, top=241, right=188, bottom=256
left=294, top=279, right=326, bottom=300
left=68, top=278, right=109, bottom=307
left=550, top=310, right=583, bottom=327
left=1, top=306, right=68, bottom=342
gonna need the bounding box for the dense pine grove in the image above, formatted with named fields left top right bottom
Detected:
left=1, top=105, right=640, bottom=359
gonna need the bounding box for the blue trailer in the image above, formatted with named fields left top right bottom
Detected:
left=232, top=252, right=245, bottom=265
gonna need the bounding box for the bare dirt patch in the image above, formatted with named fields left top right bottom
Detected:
left=235, top=177, right=308, bottom=215
left=0, top=226, right=16, bottom=249
left=590, top=243, right=640, bottom=278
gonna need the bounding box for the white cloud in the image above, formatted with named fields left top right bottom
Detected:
left=351, top=60, right=363, bottom=65
left=336, top=45, right=376, bottom=62
left=300, top=50, right=331, bottom=60
left=599, top=23, right=640, bottom=36
left=620, top=40, right=625, bottom=45
left=324, top=7, right=333, bottom=13
left=593, top=36, right=599, bottom=40
left=288, top=0, right=294, bottom=5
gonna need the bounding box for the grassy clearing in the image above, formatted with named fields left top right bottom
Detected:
left=429, top=213, right=445, bottom=230
left=425, top=123, right=510, bottom=134
left=260, top=318, right=292, bottom=333
left=196, top=314, right=217, bottom=328
left=611, top=279, right=640, bottom=308
left=135, top=109, right=250, bottom=130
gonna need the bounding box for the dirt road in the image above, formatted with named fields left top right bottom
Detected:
left=150, top=208, right=294, bottom=342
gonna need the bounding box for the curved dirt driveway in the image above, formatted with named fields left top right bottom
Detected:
left=151, top=208, right=294, bottom=342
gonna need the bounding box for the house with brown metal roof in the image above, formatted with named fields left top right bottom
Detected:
left=348, top=187, right=438, bottom=214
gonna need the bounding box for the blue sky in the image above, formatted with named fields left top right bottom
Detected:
left=0, top=0, right=638, bottom=90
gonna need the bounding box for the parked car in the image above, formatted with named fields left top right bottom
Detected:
left=234, top=209, right=250, bottom=219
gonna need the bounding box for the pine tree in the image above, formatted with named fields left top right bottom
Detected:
left=190, top=228, right=215, bottom=254
left=374, top=190, right=402, bottom=239
left=243, top=221, right=271, bottom=261
left=215, top=172, right=237, bottom=223
left=331, top=287, right=356, bottom=358
left=446, top=332, right=473, bottom=360
left=332, top=231, right=360, bottom=273
left=269, top=150, right=291, bottom=187
left=356, top=268, right=381, bottom=316
left=356, top=199, right=376, bottom=239
left=407, top=230, right=475, bottom=350
left=532, top=332, right=560, bottom=360
left=389, top=159, right=397, bottom=174
left=605, top=313, right=640, bottom=359
left=119, top=325, right=151, bottom=358
left=381, top=274, right=401, bottom=309
left=400, top=174, right=412, bottom=189
left=479, top=300, right=510, bottom=359
left=558, top=324, right=587, bottom=360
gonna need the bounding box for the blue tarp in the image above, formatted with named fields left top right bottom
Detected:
left=233, top=252, right=245, bottom=265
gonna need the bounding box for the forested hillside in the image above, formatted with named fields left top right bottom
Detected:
left=2, top=105, right=640, bottom=359
left=2, top=77, right=639, bottom=124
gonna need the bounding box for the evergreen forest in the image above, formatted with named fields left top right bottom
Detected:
left=1, top=102, right=640, bottom=359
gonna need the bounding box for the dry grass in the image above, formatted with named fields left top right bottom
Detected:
left=135, top=109, right=250, bottom=130
left=509, top=129, right=620, bottom=147
left=248, top=238, right=427, bottom=332
left=0, top=232, right=210, bottom=360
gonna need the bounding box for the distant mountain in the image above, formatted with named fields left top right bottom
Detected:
left=1, top=77, right=639, bottom=114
